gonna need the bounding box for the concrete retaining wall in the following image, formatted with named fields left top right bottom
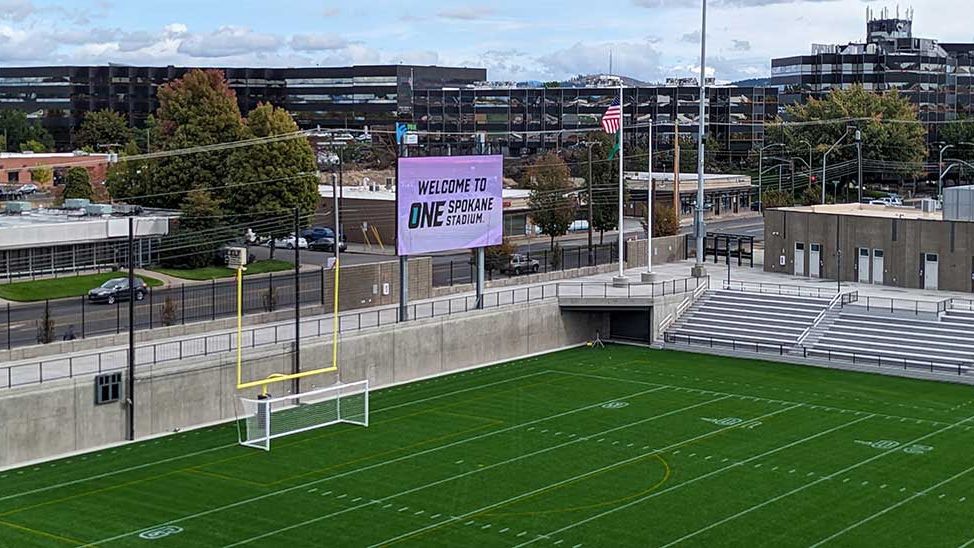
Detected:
left=0, top=300, right=603, bottom=468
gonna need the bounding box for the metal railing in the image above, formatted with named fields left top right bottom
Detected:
left=852, top=295, right=952, bottom=316
left=721, top=280, right=837, bottom=299
left=664, top=332, right=972, bottom=377
left=557, top=276, right=708, bottom=300
left=1, top=277, right=707, bottom=390
left=796, top=291, right=858, bottom=347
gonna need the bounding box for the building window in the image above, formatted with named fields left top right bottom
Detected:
left=94, top=372, right=123, bottom=405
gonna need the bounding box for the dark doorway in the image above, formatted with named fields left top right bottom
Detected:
left=609, top=309, right=652, bottom=343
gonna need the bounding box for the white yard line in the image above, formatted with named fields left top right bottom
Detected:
left=82, top=382, right=678, bottom=546
left=0, top=370, right=550, bottom=504
left=556, top=369, right=956, bottom=427
left=808, top=462, right=974, bottom=547
left=220, top=395, right=739, bottom=547
left=366, top=405, right=803, bottom=548
left=657, top=413, right=974, bottom=547
left=513, top=413, right=873, bottom=547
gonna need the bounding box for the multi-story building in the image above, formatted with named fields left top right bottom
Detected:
left=0, top=65, right=485, bottom=149
left=770, top=10, right=974, bottom=147
left=411, top=82, right=777, bottom=159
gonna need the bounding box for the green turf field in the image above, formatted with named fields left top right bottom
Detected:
left=2, top=346, right=974, bottom=547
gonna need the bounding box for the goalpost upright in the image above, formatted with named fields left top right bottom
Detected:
left=233, top=250, right=367, bottom=451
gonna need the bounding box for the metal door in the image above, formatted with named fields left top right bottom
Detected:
left=924, top=253, right=939, bottom=290
left=810, top=243, right=821, bottom=278
left=857, top=248, right=870, bottom=283
left=794, top=242, right=805, bottom=276
left=872, top=249, right=884, bottom=285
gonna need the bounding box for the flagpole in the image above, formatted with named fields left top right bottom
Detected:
left=613, top=84, right=628, bottom=286
left=642, top=118, right=655, bottom=283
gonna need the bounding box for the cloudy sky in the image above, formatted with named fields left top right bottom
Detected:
left=0, top=0, right=970, bottom=83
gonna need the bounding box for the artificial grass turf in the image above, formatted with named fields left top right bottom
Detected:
left=0, top=272, right=164, bottom=302
left=150, top=259, right=294, bottom=281
left=1, top=346, right=973, bottom=547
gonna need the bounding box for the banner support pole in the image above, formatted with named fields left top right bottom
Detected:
left=397, top=138, right=408, bottom=322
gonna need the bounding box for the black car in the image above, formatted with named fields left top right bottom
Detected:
left=88, top=277, right=149, bottom=304
left=304, top=227, right=348, bottom=252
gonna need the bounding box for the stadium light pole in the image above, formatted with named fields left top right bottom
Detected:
left=692, top=0, right=708, bottom=279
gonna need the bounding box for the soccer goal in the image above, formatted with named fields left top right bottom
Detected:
left=238, top=380, right=369, bottom=451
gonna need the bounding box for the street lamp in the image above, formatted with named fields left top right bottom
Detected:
left=938, top=142, right=974, bottom=199
left=757, top=143, right=785, bottom=212
left=822, top=126, right=857, bottom=204
left=940, top=158, right=974, bottom=193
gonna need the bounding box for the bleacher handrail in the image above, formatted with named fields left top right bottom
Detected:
left=721, top=280, right=836, bottom=299
left=659, top=277, right=711, bottom=335
left=796, top=290, right=851, bottom=347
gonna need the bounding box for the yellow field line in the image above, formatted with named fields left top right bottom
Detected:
left=0, top=518, right=88, bottom=545
left=0, top=471, right=181, bottom=518
left=183, top=468, right=268, bottom=488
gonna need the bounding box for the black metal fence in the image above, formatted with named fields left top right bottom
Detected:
left=434, top=241, right=622, bottom=287
left=1, top=268, right=327, bottom=351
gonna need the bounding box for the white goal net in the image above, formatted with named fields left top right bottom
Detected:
left=238, top=380, right=369, bottom=451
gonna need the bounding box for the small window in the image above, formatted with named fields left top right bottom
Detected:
left=795, top=242, right=804, bottom=250
left=95, top=372, right=123, bottom=405
left=926, top=253, right=938, bottom=262
left=859, top=248, right=869, bottom=257
left=874, top=249, right=884, bottom=258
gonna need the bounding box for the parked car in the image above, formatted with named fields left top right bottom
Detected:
left=88, top=277, right=148, bottom=304
left=568, top=219, right=590, bottom=232
left=17, top=184, right=38, bottom=195
left=308, top=235, right=347, bottom=253
left=500, top=254, right=540, bottom=275
left=268, top=235, right=308, bottom=249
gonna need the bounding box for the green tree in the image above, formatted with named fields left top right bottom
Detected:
left=149, top=69, right=244, bottom=209
left=106, top=141, right=152, bottom=202
left=526, top=153, right=576, bottom=250
left=761, top=189, right=795, bottom=210
left=0, top=110, right=53, bottom=152
left=160, top=190, right=225, bottom=268
left=75, top=109, right=131, bottom=151
left=20, top=139, right=47, bottom=153
left=652, top=203, right=679, bottom=237
left=572, top=132, right=623, bottom=245
left=939, top=118, right=974, bottom=163
left=225, top=103, right=318, bottom=217
left=63, top=167, right=93, bottom=201
left=30, top=166, right=52, bottom=185
left=781, top=85, right=926, bottom=179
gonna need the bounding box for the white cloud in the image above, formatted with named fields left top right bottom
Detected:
left=0, top=0, right=34, bottom=21
left=437, top=6, right=495, bottom=20
left=634, top=0, right=838, bottom=6
left=177, top=26, right=281, bottom=58
left=731, top=39, right=751, bottom=51
left=291, top=33, right=349, bottom=51
left=680, top=30, right=701, bottom=43
left=538, top=40, right=664, bottom=81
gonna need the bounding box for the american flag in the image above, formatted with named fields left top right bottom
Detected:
left=601, top=97, right=621, bottom=134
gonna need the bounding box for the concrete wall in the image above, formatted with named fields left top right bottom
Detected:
left=764, top=209, right=974, bottom=293
left=0, top=300, right=602, bottom=468
left=625, top=234, right=686, bottom=269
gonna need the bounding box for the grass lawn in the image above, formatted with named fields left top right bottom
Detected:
left=2, top=346, right=974, bottom=546
left=0, top=272, right=164, bottom=302
left=151, top=259, right=294, bottom=281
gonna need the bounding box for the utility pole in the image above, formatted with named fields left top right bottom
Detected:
left=126, top=217, right=135, bottom=441
left=691, top=0, right=708, bottom=279
left=642, top=119, right=656, bottom=282
left=673, top=122, right=680, bottom=218
left=586, top=142, right=595, bottom=265
left=855, top=129, right=863, bottom=205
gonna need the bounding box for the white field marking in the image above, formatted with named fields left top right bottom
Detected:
left=512, top=414, right=873, bottom=548
left=657, top=413, right=974, bottom=548
left=0, top=370, right=553, bottom=504
left=958, top=538, right=974, bottom=548
left=365, top=405, right=801, bottom=548
left=555, top=370, right=957, bottom=428
left=230, top=396, right=740, bottom=548
left=808, top=461, right=974, bottom=547
left=85, top=384, right=673, bottom=547
left=500, top=528, right=510, bottom=533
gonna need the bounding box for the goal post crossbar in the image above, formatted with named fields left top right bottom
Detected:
left=238, top=379, right=369, bottom=451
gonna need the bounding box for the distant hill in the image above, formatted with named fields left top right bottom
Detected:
left=731, top=78, right=772, bottom=87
